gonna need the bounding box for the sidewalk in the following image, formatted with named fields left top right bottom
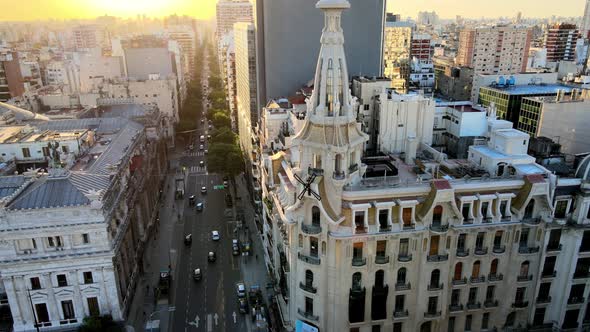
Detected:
left=126, top=154, right=181, bottom=332
left=234, top=174, right=277, bottom=332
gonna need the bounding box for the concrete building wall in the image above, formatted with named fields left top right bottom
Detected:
left=234, top=22, right=258, bottom=163
left=377, top=92, right=435, bottom=154
left=79, top=54, right=124, bottom=93
left=253, top=0, right=385, bottom=102
left=537, top=98, right=590, bottom=155
left=124, top=48, right=175, bottom=80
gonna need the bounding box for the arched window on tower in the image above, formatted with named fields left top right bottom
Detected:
left=335, top=154, right=342, bottom=174
left=326, top=59, right=334, bottom=116
left=337, top=59, right=344, bottom=115
left=312, top=206, right=320, bottom=227
left=352, top=272, right=362, bottom=290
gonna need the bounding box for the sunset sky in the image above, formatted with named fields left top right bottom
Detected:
left=0, top=0, right=585, bottom=21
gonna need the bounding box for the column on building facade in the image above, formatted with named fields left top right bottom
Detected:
left=42, top=273, right=60, bottom=324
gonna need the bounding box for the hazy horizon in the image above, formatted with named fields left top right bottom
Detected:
left=0, top=0, right=585, bottom=22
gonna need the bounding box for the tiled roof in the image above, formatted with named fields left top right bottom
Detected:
left=0, top=176, right=25, bottom=199
left=8, top=175, right=90, bottom=210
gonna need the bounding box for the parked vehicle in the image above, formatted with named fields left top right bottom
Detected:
left=225, top=194, right=233, bottom=207
left=232, top=239, right=240, bottom=255
left=212, top=230, right=220, bottom=241
left=193, top=268, right=202, bottom=281
left=184, top=234, right=192, bottom=246
left=201, top=186, right=207, bottom=194
left=196, top=202, right=204, bottom=211
left=208, top=251, right=216, bottom=262
left=188, top=195, right=196, bottom=206
left=237, top=282, right=246, bottom=298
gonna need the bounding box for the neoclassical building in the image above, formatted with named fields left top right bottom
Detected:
left=0, top=114, right=167, bottom=331
left=257, top=1, right=590, bottom=332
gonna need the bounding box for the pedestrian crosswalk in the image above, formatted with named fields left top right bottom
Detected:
left=186, top=151, right=206, bottom=157
left=189, top=166, right=207, bottom=173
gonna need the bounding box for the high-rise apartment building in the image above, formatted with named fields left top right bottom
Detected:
left=411, top=33, right=433, bottom=63
left=251, top=0, right=385, bottom=102
left=383, top=22, right=413, bottom=91
left=215, top=0, right=253, bottom=40
left=0, top=50, right=24, bottom=102
left=544, top=23, right=579, bottom=63
left=457, top=25, right=532, bottom=75
left=582, top=0, right=590, bottom=39
left=234, top=22, right=258, bottom=168
left=72, top=25, right=107, bottom=51
left=166, top=26, right=197, bottom=78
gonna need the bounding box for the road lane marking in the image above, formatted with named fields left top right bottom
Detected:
left=207, top=314, right=212, bottom=332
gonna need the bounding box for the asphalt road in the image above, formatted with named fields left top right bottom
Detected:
left=168, top=52, right=249, bottom=332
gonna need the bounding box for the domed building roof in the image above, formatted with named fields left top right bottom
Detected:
left=576, top=154, right=590, bottom=181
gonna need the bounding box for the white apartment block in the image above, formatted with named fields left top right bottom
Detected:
left=99, top=78, right=180, bottom=123
left=79, top=54, right=125, bottom=93
left=257, top=2, right=590, bottom=332
left=166, top=26, right=197, bottom=79
left=44, top=60, right=80, bottom=94
left=215, top=0, right=253, bottom=41
left=457, top=25, right=532, bottom=75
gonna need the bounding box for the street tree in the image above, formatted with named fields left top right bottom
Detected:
left=207, top=143, right=243, bottom=176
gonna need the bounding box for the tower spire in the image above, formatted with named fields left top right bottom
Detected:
left=309, top=0, right=353, bottom=119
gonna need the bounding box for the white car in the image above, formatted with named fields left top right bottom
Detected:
left=201, top=186, right=207, bottom=194
left=212, top=230, right=220, bottom=241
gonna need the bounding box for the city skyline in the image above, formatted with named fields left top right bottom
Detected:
left=0, top=0, right=586, bottom=21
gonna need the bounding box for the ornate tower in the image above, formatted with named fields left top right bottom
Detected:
left=291, top=0, right=368, bottom=217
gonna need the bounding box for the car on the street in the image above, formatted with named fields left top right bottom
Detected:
left=199, top=161, right=205, bottom=167
left=225, top=193, right=233, bottom=207
left=193, top=268, right=202, bottom=281
left=199, top=144, right=204, bottom=150
left=184, top=234, right=192, bottom=246
left=208, top=251, right=216, bottom=262
left=223, top=181, right=228, bottom=188
left=188, top=195, right=196, bottom=205
left=232, top=239, right=240, bottom=255
left=238, top=298, right=248, bottom=314
left=204, top=149, right=208, bottom=155
left=207, top=135, right=211, bottom=140
left=201, top=186, right=207, bottom=194
left=196, top=202, right=204, bottom=211
left=211, top=230, right=220, bottom=241
left=236, top=282, right=246, bottom=298
left=188, top=144, right=194, bottom=150
left=208, top=125, right=212, bottom=130
left=200, top=119, right=204, bottom=124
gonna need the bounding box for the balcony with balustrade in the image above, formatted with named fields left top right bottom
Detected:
left=375, top=255, right=390, bottom=265
left=484, top=299, right=499, bottom=308
left=427, top=283, right=444, bottom=291
left=492, top=245, right=506, bottom=254
left=299, top=282, right=317, bottom=294
left=488, top=273, right=504, bottom=282
left=466, top=301, right=482, bottom=310
left=474, top=247, right=488, bottom=256
left=393, top=310, right=409, bottom=319
left=395, top=282, right=411, bottom=291
left=456, top=248, right=470, bottom=258
left=518, top=246, right=540, bottom=254
left=512, top=300, right=529, bottom=309
left=470, top=275, right=485, bottom=284
left=301, top=223, right=322, bottom=235
left=517, top=275, right=533, bottom=282
left=397, top=254, right=412, bottom=262
left=452, top=277, right=468, bottom=286
left=352, top=257, right=367, bottom=267
left=449, top=303, right=464, bottom=312
left=424, top=311, right=442, bottom=319
left=298, top=252, right=321, bottom=265
left=426, top=254, right=449, bottom=262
